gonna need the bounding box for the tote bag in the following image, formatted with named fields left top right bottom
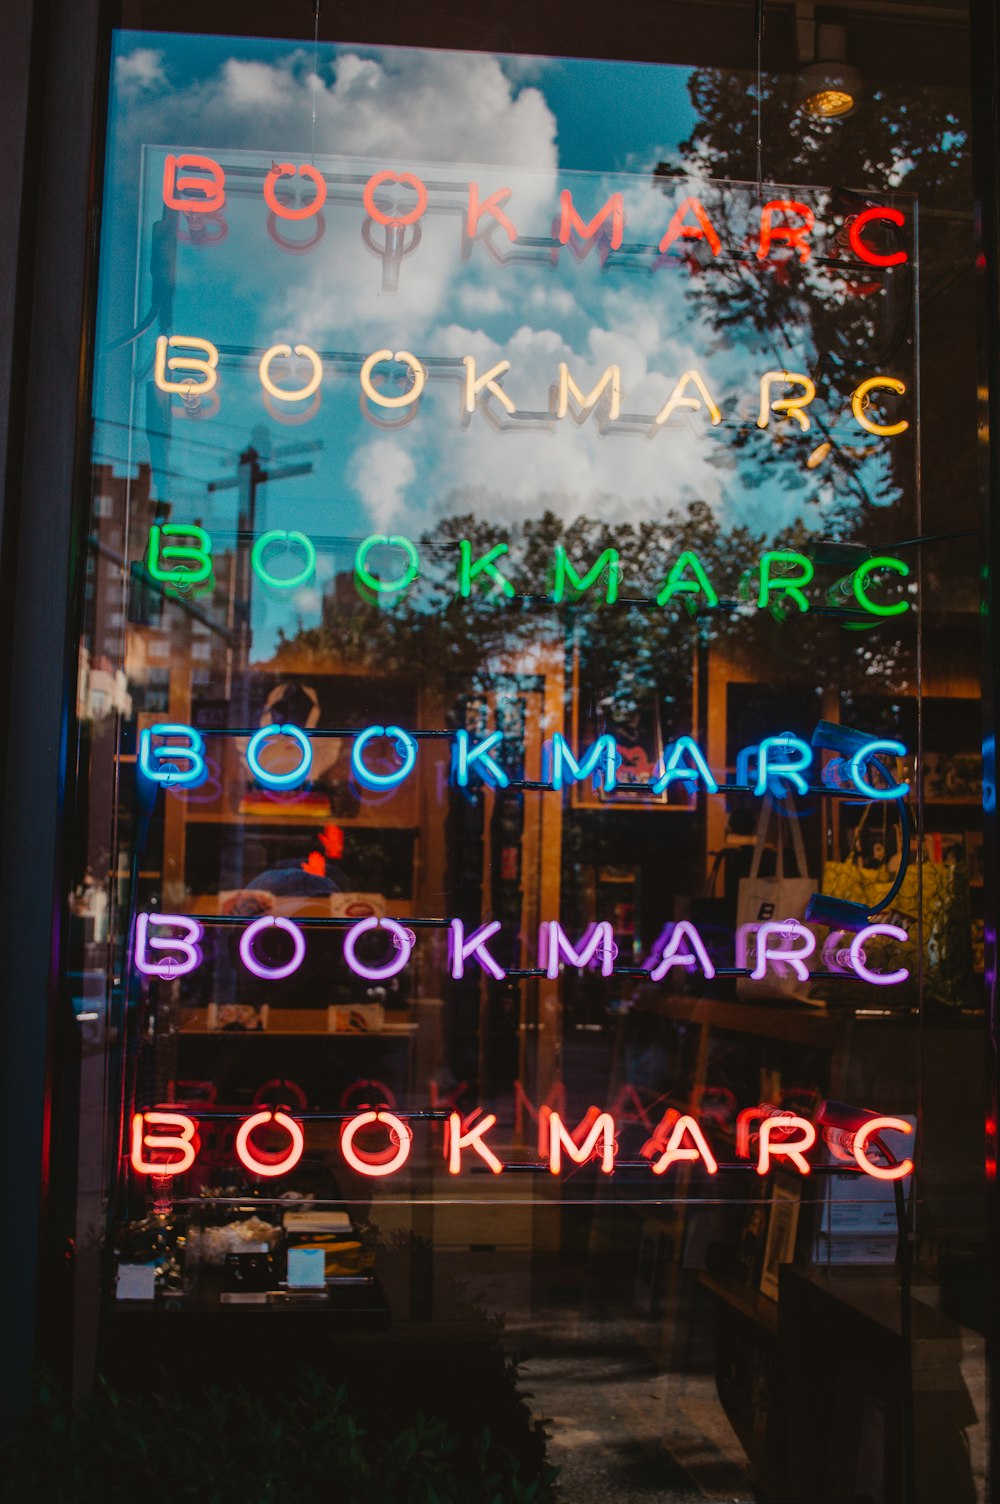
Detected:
left=737, top=795, right=820, bottom=1004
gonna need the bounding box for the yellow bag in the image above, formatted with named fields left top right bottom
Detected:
left=820, top=856, right=972, bottom=1007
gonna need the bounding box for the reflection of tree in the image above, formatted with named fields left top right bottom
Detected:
left=274, top=501, right=915, bottom=717
left=652, top=68, right=969, bottom=530
left=680, top=70, right=968, bottom=208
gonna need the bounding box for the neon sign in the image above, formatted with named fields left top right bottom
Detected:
left=148, top=526, right=912, bottom=617
left=119, top=129, right=921, bottom=1220
left=245, top=725, right=313, bottom=790
left=234, top=1110, right=305, bottom=1177
left=238, top=916, right=307, bottom=981
left=153, top=338, right=908, bottom=438
left=163, top=157, right=908, bottom=272
left=130, top=1106, right=915, bottom=1182
left=147, top=164, right=914, bottom=433
left=137, top=719, right=909, bottom=800
left=135, top=912, right=911, bottom=986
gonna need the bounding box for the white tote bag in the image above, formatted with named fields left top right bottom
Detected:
left=736, top=794, right=818, bottom=1004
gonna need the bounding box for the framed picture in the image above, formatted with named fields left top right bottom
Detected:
left=921, top=751, right=981, bottom=803
left=569, top=644, right=698, bottom=811
left=965, top=830, right=984, bottom=888
left=759, top=1183, right=801, bottom=1301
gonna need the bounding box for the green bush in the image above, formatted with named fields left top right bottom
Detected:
left=2, top=1370, right=558, bottom=1504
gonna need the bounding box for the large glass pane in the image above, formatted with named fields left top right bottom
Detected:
left=69, top=22, right=985, bottom=1500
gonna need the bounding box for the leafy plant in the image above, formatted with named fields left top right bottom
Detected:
left=2, top=1369, right=558, bottom=1504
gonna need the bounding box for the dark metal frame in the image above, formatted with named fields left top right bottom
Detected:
left=0, top=0, right=109, bottom=1426
left=971, top=3, right=1000, bottom=1498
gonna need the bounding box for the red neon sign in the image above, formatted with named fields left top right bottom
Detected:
left=162, top=153, right=225, bottom=213
left=756, top=200, right=814, bottom=263
left=129, top=1103, right=914, bottom=1184
left=658, top=197, right=722, bottom=258
left=363, top=171, right=428, bottom=227
left=340, top=1110, right=413, bottom=1176
left=263, top=162, right=327, bottom=220
left=130, top=1111, right=197, bottom=1176
left=848, top=206, right=908, bottom=267
left=234, top=1110, right=305, bottom=1177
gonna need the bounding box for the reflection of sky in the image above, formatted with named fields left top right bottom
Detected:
left=94, top=31, right=912, bottom=658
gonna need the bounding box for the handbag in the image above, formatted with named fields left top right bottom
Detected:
left=820, top=800, right=972, bottom=1007
left=737, top=794, right=820, bottom=1004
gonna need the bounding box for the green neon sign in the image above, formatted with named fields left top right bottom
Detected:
left=354, top=534, right=420, bottom=594
left=251, top=529, right=317, bottom=590
left=551, top=544, right=621, bottom=603
left=147, top=524, right=213, bottom=585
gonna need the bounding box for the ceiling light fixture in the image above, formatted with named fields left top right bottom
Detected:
left=795, top=5, right=862, bottom=120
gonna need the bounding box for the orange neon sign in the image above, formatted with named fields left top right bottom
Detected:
left=130, top=1111, right=197, bottom=1176
left=650, top=1115, right=719, bottom=1176
left=852, top=1116, right=915, bottom=1180
left=162, top=153, right=226, bottom=212
left=362, top=170, right=428, bottom=227
left=542, top=1107, right=617, bottom=1175
left=263, top=162, right=327, bottom=220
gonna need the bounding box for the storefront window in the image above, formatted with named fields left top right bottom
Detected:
left=66, top=14, right=985, bottom=1499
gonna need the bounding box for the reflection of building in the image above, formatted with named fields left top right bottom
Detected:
left=79, top=463, right=142, bottom=720
left=83, top=462, right=238, bottom=706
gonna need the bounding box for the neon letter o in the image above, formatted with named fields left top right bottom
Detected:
left=343, top=917, right=414, bottom=980
left=235, top=1111, right=305, bottom=1177
left=359, top=349, right=426, bottom=409
left=247, top=724, right=313, bottom=789
left=341, top=1110, right=412, bottom=1176
left=363, top=170, right=428, bottom=227
left=259, top=344, right=323, bottom=402
left=251, top=530, right=316, bottom=589
left=351, top=725, right=417, bottom=789
left=263, top=162, right=327, bottom=220
left=354, top=534, right=419, bottom=593
left=239, top=916, right=307, bottom=980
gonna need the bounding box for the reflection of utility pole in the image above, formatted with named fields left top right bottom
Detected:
left=207, top=439, right=317, bottom=702
left=204, top=438, right=316, bottom=994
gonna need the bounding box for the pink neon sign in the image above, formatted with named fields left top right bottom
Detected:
left=134, top=912, right=911, bottom=986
